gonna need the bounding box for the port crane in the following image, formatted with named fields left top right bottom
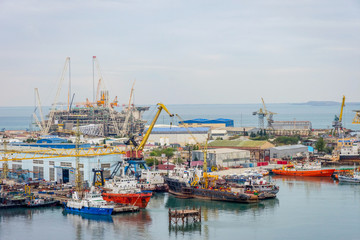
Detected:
left=252, top=98, right=276, bottom=130
left=332, top=95, right=345, bottom=136
left=109, top=103, right=174, bottom=178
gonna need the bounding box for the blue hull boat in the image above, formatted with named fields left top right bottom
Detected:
left=63, top=203, right=113, bottom=215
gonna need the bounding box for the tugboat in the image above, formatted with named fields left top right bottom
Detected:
left=64, top=187, right=114, bottom=215
left=102, top=176, right=152, bottom=209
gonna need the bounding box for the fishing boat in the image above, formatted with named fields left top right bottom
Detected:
left=64, top=188, right=114, bottom=215
left=102, top=176, right=152, bottom=209
left=272, top=164, right=335, bottom=177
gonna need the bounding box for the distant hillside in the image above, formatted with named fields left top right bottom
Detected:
left=293, top=101, right=360, bottom=106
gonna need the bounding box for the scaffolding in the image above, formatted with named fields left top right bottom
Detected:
left=44, top=106, right=149, bottom=137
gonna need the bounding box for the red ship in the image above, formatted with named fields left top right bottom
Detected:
left=102, top=192, right=152, bottom=209
left=101, top=176, right=153, bottom=209
left=272, top=168, right=335, bottom=177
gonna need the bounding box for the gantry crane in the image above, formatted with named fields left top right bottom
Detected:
left=332, top=95, right=346, bottom=136
left=252, top=98, right=276, bottom=130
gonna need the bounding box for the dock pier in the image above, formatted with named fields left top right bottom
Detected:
left=168, top=207, right=201, bottom=225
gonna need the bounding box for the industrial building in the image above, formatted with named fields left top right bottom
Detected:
left=268, top=121, right=312, bottom=136
left=269, top=144, right=308, bottom=159
left=208, top=140, right=274, bottom=161
left=145, top=125, right=210, bottom=146
left=192, top=148, right=251, bottom=168
left=47, top=105, right=149, bottom=137
left=0, top=153, right=122, bottom=185
left=179, top=118, right=234, bottom=129
left=10, top=137, right=91, bottom=149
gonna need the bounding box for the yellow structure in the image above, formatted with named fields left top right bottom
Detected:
left=353, top=110, right=360, bottom=124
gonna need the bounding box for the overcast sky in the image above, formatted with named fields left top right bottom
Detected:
left=1, top=0, right=359, bottom=106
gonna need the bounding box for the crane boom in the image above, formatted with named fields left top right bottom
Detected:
left=43, top=57, right=70, bottom=135
left=35, top=88, right=45, bottom=129
left=261, top=97, right=267, bottom=113
left=136, top=103, right=174, bottom=151
left=339, top=95, right=345, bottom=122
left=121, top=80, right=136, bottom=136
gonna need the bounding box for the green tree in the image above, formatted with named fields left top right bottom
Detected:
left=145, top=158, right=159, bottom=167
left=315, top=137, right=326, bottom=152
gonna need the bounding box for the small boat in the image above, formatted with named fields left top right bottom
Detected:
left=26, top=198, right=58, bottom=208
left=0, top=192, right=27, bottom=209
left=64, top=188, right=114, bottom=215
left=338, top=164, right=360, bottom=183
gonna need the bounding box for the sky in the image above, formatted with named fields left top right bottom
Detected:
left=0, top=0, right=360, bottom=107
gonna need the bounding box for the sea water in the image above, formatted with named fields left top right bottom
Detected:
left=1, top=103, right=360, bottom=131
left=1, top=176, right=360, bottom=240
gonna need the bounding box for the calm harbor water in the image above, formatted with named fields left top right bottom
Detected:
left=1, top=103, right=360, bottom=131
left=1, top=176, right=360, bottom=240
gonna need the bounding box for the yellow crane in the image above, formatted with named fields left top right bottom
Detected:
left=0, top=145, right=126, bottom=162
left=126, top=103, right=174, bottom=158
left=352, top=110, right=360, bottom=124
left=176, top=114, right=217, bottom=188
left=332, top=95, right=346, bottom=136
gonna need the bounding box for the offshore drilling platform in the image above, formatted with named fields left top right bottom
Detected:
left=33, top=57, right=149, bottom=137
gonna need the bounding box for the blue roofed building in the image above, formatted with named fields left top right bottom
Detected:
left=179, top=118, right=234, bottom=129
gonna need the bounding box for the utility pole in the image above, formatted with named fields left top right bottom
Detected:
left=1, top=140, right=8, bottom=180
left=75, top=120, right=82, bottom=192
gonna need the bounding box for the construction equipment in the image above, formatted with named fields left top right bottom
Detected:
left=332, top=95, right=346, bottom=136
left=353, top=110, right=360, bottom=124
left=43, top=57, right=70, bottom=135
left=1, top=140, right=8, bottom=179
left=121, top=80, right=136, bottom=137
left=33, top=88, right=46, bottom=131
left=128, top=103, right=174, bottom=158
left=175, top=114, right=214, bottom=188
left=253, top=98, right=276, bottom=130
left=109, top=103, right=174, bottom=178
left=74, top=120, right=82, bottom=192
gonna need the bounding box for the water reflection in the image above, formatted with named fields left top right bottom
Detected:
left=165, top=193, right=279, bottom=216
left=272, top=175, right=335, bottom=184
left=0, top=207, right=60, bottom=221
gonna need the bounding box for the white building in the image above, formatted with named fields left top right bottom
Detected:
left=1, top=152, right=123, bottom=186
left=146, top=125, right=210, bottom=146
left=192, top=148, right=251, bottom=168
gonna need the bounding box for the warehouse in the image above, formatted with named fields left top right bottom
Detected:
left=270, top=144, right=308, bottom=159
left=192, top=148, right=251, bottom=168
left=2, top=152, right=122, bottom=186
left=208, top=140, right=274, bottom=161
left=145, top=125, right=210, bottom=146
